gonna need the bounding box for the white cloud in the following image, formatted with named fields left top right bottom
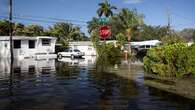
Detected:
left=123, top=0, right=144, bottom=4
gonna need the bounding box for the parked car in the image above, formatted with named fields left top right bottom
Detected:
left=57, top=49, right=85, bottom=58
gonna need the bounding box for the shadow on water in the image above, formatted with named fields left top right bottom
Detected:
left=0, top=56, right=195, bottom=110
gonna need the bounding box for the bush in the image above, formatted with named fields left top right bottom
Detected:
left=144, top=43, right=195, bottom=78
left=96, top=43, right=121, bottom=59
left=189, top=44, right=195, bottom=74
left=116, top=33, right=127, bottom=46
left=95, top=43, right=122, bottom=70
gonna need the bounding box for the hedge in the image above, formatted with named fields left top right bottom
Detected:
left=144, top=43, right=195, bottom=78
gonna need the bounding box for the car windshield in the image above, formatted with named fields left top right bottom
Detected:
left=74, top=49, right=80, bottom=52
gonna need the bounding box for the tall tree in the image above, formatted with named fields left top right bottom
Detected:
left=87, top=17, right=100, bottom=34
left=120, top=9, right=143, bottom=52
left=193, top=30, right=195, bottom=42
left=138, top=25, right=169, bottom=41
left=24, top=24, right=44, bottom=36
left=97, top=0, right=117, bottom=17
left=49, top=22, right=80, bottom=41
left=13, top=23, right=25, bottom=36
left=0, top=20, right=10, bottom=36
left=48, top=22, right=87, bottom=47
left=178, top=28, right=195, bottom=42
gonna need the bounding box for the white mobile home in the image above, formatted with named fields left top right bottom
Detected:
left=0, top=36, right=56, bottom=59
left=69, top=41, right=97, bottom=56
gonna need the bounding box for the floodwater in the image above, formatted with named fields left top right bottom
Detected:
left=0, top=56, right=195, bottom=110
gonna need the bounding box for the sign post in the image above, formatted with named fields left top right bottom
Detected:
left=98, top=18, right=109, bottom=25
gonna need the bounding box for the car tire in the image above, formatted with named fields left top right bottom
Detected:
left=58, top=54, right=62, bottom=59
left=71, top=54, right=74, bottom=59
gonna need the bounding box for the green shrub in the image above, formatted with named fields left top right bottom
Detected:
left=116, top=33, right=127, bottom=46
left=189, top=44, right=195, bottom=74
left=144, top=43, right=195, bottom=78
left=96, top=43, right=121, bottom=59
left=95, top=43, right=122, bottom=70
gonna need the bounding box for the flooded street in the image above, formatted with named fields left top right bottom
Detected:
left=0, top=57, right=195, bottom=110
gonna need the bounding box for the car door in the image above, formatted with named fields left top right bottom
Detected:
left=63, top=49, right=69, bottom=56
left=68, top=49, right=73, bottom=56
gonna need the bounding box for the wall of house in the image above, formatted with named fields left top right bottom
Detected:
left=0, top=37, right=56, bottom=58
left=70, top=45, right=97, bottom=56
left=13, top=40, right=37, bottom=58
left=0, top=41, right=10, bottom=58
left=36, top=38, right=56, bottom=54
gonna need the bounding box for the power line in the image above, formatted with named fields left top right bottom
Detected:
left=14, top=14, right=88, bottom=23
left=0, top=13, right=88, bottom=23
left=0, top=15, right=88, bottom=27
left=172, top=12, right=195, bottom=23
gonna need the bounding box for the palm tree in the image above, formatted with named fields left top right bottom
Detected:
left=87, top=17, right=100, bottom=34
left=24, top=24, right=44, bottom=36
left=0, top=20, right=10, bottom=36
left=97, top=0, right=117, bottom=18
left=118, top=8, right=144, bottom=52
left=13, top=23, right=25, bottom=36
left=48, top=22, right=83, bottom=47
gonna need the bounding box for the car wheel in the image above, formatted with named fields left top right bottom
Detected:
left=58, top=54, right=62, bottom=59
left=71, top=54, right=74, bottom=59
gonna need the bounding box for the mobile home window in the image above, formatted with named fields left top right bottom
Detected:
left=146, top=45, right=150, bottom=48
left=14, top=40, right=21, bottom=49
left=29, top=40, right=35, bottom=48
left=88, top=46, right=92, bottom=51
left=42, top=39, right=51, bottom=46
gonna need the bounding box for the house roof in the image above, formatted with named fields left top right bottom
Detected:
left=130, top=40, right=161, bottom=46
left=69, top=41, right=94, bottom=46
left=0, top=36, right=56, bottom=41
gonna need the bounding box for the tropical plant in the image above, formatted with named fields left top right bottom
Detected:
left=87, top=17, right=100, bottom=34
left=178, top=28, right=195, bottom=42
left=24, top=24, right=44, bottom=36
left=48, top=22, right=88, bottom=47
left=116, top=33, right=127, bottom=46
left=138, top=25, right=169, bottom=41
left=13, top=23, right=25, bottom=36
left=117, top=8, right=144, bottom=52
left=144, top=43, right=195, bottom=78
left=0, top=20, right=10, bottom=36
left=161, top=34, right=186, bottom=45
left=97, top=0, right=117, bottom=17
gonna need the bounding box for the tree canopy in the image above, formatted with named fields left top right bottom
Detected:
left=0, top=19, right=89, bottom=48
left=97, top=0, right=117, bottom=17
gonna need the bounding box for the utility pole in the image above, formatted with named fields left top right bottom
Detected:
left=166, top=8, right=171, bottom=35
left=9, top=0, right=14, bottom=97
left=9, top=0, right=14, bottom=61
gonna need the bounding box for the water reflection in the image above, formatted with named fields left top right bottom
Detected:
left=0, top=57, right=195, bottom=110
left=0, top=58, right=55, bottom=78
left=57, top=56, right=97, bottom=69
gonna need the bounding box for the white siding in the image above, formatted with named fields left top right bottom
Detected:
left=0, top=36, right=56, bottom=59
left=69, top=41, right=97, bottom=56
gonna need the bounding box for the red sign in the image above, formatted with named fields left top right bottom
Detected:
left=99, top=26, right=111, bottom=39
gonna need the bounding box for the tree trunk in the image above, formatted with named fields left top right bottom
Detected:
left=127, top=33, right=131, bottom=53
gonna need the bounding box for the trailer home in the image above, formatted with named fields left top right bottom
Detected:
left=0, top=36, right=56, bottom=59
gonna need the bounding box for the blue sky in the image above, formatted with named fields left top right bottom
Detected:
left=1, top=0, right=195, bottom=34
